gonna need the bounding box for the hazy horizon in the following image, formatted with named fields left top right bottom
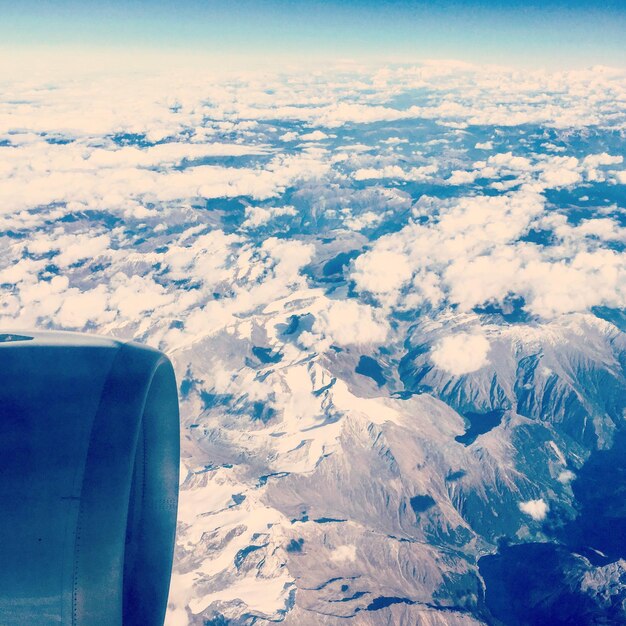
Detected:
left=1, top=0, right=625, bottom=72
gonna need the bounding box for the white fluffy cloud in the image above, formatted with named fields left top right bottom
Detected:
left=348, top=182, right=626, bottom=319
left=279, top=131, right=299, bottom=141
left=243, top=205, right=297, bottom=228
left=56, top=285, right=112, bottom=328
left=519, top=499, right=549, bottom=521
left=446, top=152, right=590, bottom=192
left=344, top=211, right=385, bottom=230
left=352, top=250, right=414, bottom=296
left=557, top=470, right=576, bottom=484
left=430, top=332, right=491, bottom=375
left=0, top=141, right=328, bottom=215
left=353, top=164, right=437, bottom=182
left=329, top=545, right=357, bottom=563
left=300, top=130, right=329, bottom=141
left=311, top=299, right=390, bottom=346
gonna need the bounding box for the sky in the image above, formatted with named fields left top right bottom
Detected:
left=0, top=0, right=625, bottom=71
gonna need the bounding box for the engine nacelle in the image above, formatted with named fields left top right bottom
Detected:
left=0, top=331, right=180, bottom=625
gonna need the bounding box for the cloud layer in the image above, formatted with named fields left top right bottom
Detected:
left=1, top=60, right=625, bottom=624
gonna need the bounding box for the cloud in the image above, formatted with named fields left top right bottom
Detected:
left=487, top=152, right=533, bottom=172
left=583, top=153, right=623, bottom=168
left=348, top=182, right=626, bottom=319
left=615, top=171, right=626, bottom=184
left=353, top=164, right=437, bottom=182
left=261, top=238, right=315, bottom=277
left=447, top=169, right=478, bottom=185
left=538, top=156, right=581, bottom=188
left=108, top=274, right=176, bottom=319
left=300, top=130, right=329, bottom=141
left=557, top=470, right=576, bottom=484
left=329, top=545, right=357, bottom=563
left=445, top=152, right=587, bottom=191
left=344, top=210, right=385, bottom=230
left=430, top=332, right=491, bottom=375
left=583, top=153, right=624, bottom=182
left=352, top=250, right=414, bottom=297
left=311, top=299, right=389, bottom=346
left=17, top=275, right=70, bottom=320
left=243, top=205, right=297, bottom=228
left=0, top=144, right=329, bottom=214
left=45, top=233, right=111, bottom=268
left=86, top=142, right=269, bottom=168
left=353, top=165, right=407, bottom=180
left=549, top=216, right=625, bottom=243
left=519, top=499, right=549, bottom=521
left=56, top=285, right=112, bottom=328
left=381, top=137, right=408, bottom=145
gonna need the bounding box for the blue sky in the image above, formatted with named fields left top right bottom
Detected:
left=1, top=0, right=625, bottom=67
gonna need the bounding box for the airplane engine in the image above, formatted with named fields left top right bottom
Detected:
left=0, top=331, right=180, bottom=625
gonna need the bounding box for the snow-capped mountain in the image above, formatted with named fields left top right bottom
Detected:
left=167, top=310, right=625, bottom=625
